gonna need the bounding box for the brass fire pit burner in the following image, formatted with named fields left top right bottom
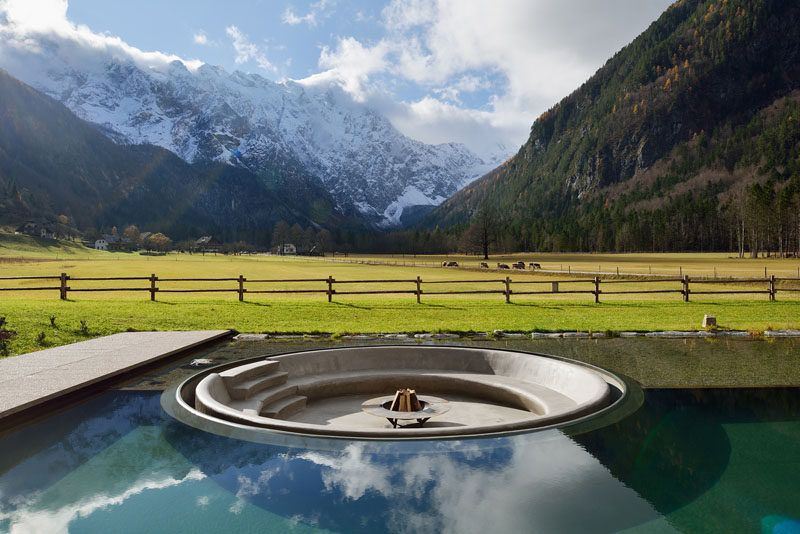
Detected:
left=362, top=389, right=450, bottom=428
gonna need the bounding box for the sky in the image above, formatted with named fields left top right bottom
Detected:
left=0, top=0, right=673, bottom=158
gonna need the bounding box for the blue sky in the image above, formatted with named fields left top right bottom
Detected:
left=65, top=0, right=383, bottom=81
left=0, top=0, right=673, bottom=157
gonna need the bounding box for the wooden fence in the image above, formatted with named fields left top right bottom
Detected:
left=1, top=273, right=799, bottom=303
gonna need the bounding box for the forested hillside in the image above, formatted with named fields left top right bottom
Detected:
left=426, top=0, right=800, bottom=256
left=0, top=69, right=344, bottom=244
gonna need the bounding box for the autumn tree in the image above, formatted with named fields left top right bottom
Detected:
left=145, top=233, right=172, bottom=252
left=317, top=229, right=333, bottom=254
left=459, top=206, right=498, bottom=259
left=123, top=225, right=140, bottom=244
left=272, top=221, right=289, bottom=253
left=290, top=223, right=303, bottom=247
left=302, top=226, right=316, bottom=253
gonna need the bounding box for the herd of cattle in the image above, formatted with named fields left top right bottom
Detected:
left=441, top=261, right=542, bottom=270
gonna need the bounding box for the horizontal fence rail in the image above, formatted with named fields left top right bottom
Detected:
left=0, top=273, right=798, bottom=303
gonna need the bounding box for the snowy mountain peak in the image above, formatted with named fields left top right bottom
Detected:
left=0, top=39, right=497, bottom=227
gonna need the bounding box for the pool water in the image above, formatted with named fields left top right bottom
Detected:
left=2, top=385, right=800, bottom=533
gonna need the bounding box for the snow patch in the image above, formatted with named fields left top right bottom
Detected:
left=380, top=186, right=444, bottom=227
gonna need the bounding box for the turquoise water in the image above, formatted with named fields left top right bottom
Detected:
left=2, top=388, right=800, bottom=533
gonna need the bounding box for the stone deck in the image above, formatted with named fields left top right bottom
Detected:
left=0, top=330, right=231, bottom=422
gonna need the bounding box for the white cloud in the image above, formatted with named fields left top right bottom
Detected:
left=193, top=31, right=208, bottom=45
left=282, top=0, right=335, bottom=28
left=300, top=0, right=672, bottom=157
left=0, top=0, right=674, bottom=159
left=0, top=469, right=206, bottom=534
left=433, top=74, right=492, bottom=104
left=307, top=36, right=390, bottom=99
left=297, top=433, right=660, bottom=533
left=0, top=0, right=203, bottom=75
left=225, top=25, right=275, bottom=72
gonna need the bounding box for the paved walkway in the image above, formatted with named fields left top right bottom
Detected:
left=0, top=330, right=230, bottom=421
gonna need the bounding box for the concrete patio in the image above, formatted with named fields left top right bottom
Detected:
left=0, top=330, right=231, bottom=423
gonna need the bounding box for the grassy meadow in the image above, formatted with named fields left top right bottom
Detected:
left=338, top=252, right=800, bottom=279
left=1, top=233, right=799, bottom=356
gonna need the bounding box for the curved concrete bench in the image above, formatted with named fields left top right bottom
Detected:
left=193, top=345, right=614, bottom=438
left=287, top=371, right=571, bottom=414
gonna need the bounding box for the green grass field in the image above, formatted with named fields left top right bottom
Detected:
left=1, top=233, right=799, bottom=356
left=341, top=251, right=800, bottom=278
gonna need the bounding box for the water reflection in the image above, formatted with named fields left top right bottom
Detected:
left=0, top=392, right=165, bottom=511
left=291, top=435, right=662, bottom=533
left=2, top=388, right=800, bottom=533
left=164, top=415, right=666, bottom=533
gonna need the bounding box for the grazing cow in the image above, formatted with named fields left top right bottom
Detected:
left=497, top=263, right=510, bottom=269
left=480, top=262, right=489, bottom=268
left=442, top=261, right=448, bottom=267
left=529, top=262, right=541, bottom=269
left=442, top=261, right=458, bottom=267
left=512, top=261, right=525, bottom=269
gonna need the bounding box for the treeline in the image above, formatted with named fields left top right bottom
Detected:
left=419, top=0, right=800, bottom=257
left=495, top=176, right=800, bottom=256
left=440, top=87, right=800, bottom=256
left=353, top=176, right=800, bottom=257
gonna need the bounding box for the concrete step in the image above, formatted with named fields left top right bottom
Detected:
left=261, top=395, right=307, bottom=419
left=219, top=359, right=280, bottom=386
left=250, top=383, right=297, bottom=408
left=228, top=371, right=289, bottom=400
left=228, top=398, right=261, bottom=412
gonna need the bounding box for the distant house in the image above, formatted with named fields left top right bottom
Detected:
left=103, top=234, right=122, bottom=251
left=15, top=221, right=56, bottom=240
left=95, top=239, right=108, bottom=251
left=196, top=236, right=222, bottom=254
left=282, top=243, right=297, bottom=255
left=98, top=234, right=135, bottom=251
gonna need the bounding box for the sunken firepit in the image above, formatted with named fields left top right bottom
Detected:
left=172, top=345, right=627, bottom=439
left=361, top=389, right=450, bottom=428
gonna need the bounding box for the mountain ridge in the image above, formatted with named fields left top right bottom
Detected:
left=0, top=68, right=344, bottom=244
left=0, top=40, right=498, bottom=227
left=424, top=0, right=800, bottom=254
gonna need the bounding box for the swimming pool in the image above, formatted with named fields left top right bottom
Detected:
left=1, top=339, right=799, bottom=533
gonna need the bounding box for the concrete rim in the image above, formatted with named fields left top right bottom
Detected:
left=165, top=345, right=633, bottom=442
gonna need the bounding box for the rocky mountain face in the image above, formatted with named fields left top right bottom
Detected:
left=3, top=51, right=493, bottom=228
left=0, top=69, right=341, bottom=244
left=424, top=0, right=800, bottom=253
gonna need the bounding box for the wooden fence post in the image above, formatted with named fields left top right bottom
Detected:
left=593, top=277, right=600, bottom=303
left=149, top=273, right=157, bottom=301
left=238, top=275, right=245, bottom=302
left=682, top=275, right=690, bottom=302
left=416, top=276, right=421, bottom=304
left=60, top=272, right=68, bottom=300
left=769, top=274, right=776, bottom=301
left=504, top=277, right=511, bottom=303
left=327, top=276, right=334, bottom=302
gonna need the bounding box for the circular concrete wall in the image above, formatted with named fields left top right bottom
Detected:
left=177, top=345, right=626, bottom=439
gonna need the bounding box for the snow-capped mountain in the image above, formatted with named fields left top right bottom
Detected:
left=3, top=53, right=495, bottom=227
